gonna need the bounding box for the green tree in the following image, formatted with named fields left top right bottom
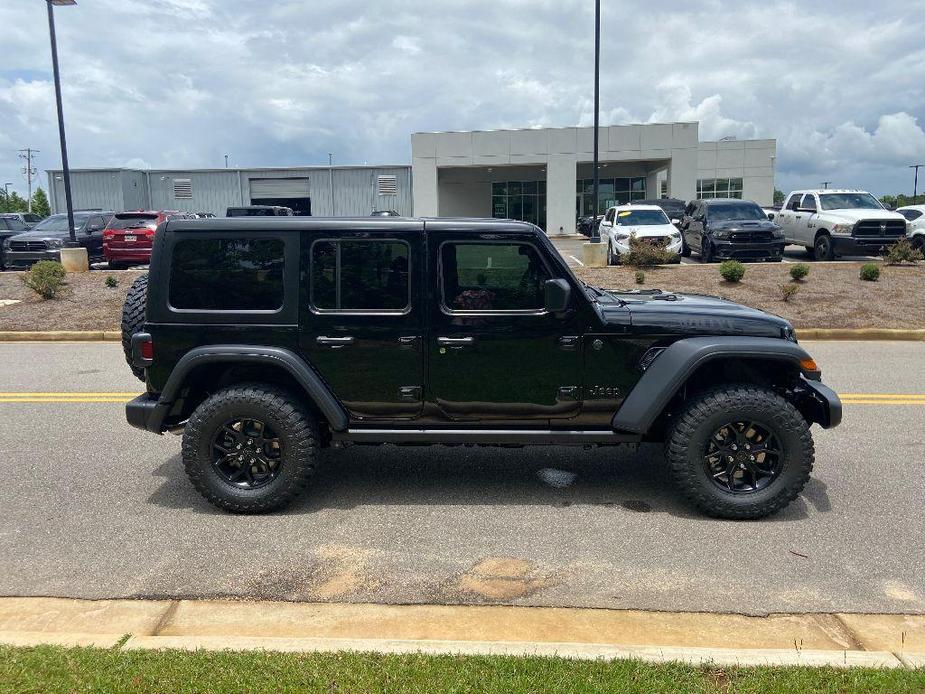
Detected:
left=4, top=192, right=28, bottom=213
left=773, top=189, right=785, bottom=205
left=31, top=188, right=51, bottom=218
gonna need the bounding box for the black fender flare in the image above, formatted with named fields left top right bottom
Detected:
left=157, top=345, right=348, bottom=431
left=611, top=336, right=817, bottom=435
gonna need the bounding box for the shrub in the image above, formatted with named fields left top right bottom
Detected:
left=718, top=260, right=746, bottom=283
left=779, top=283, right=799, bottom=302
left=634, top=270, right=645, bottom=285
left=20, top=260, right=67, bottom=299
left=621, top=236, right=678, bottom=268
left=104, top=275, right=119, bottom=288
left=789, top=263, right=810, bottom=281
left=883, top=238, right=924, bottom=265
left=859, top=263, right=880, bottom=282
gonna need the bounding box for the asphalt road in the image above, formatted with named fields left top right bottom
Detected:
left=551, top=236, right=883, bottom=268
left=1, top=341, right=923, bottom=615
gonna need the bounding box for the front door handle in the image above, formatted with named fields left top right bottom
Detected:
left=437, top=336, right=475, bottom=346
left=316, top=336, right=355, bottom=347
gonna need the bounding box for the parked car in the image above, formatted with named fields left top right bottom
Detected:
left=0, top=215, right=32, bottom=270
left=776, top=190, right=907, bottom=260
left=576, top=214, right=603, bottom=236
left=226, top=205, right=293, bottom=217
left=896, top=205, right=925, bottom=251
left=681, top=199, right=785, bottom=263
left=598, top=205, right=682, bottom=265
left=121, top=216, right=840, bottom=519
left=3, top=211, right=113, bottom=269
left=0, top=212, right=44, bottom=229
left=104, top=210, right=191, bottom=269
left=370, top=210, right=400, bottom=217
left=630, top=198, right=686, bottom=228
left=192, top=212, right=216, bottom=219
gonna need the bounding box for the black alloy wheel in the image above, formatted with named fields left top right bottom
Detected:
left=702, top=420, right=783, bottom=494
left=212, top=417, right=282, bottom=489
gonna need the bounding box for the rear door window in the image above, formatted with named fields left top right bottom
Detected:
left=169, top=238, right=285, bottom=311
left=310, top=239, right=410, bottom=312
left=800, top=194, right=817, bottom=212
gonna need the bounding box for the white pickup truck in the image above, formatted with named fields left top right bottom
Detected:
left=776, top=189, right=908, bottom=260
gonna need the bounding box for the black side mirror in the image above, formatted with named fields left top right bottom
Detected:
left=544, top=278, right=572, bottom=315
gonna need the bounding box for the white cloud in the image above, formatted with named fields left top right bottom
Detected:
left=0, top=0, right=923, bottom=197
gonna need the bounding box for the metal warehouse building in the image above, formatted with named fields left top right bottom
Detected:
left=48, top=121, right=775, bottom=235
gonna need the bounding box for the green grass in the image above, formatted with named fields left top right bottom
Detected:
left=1, top=645, right=923, bottom=694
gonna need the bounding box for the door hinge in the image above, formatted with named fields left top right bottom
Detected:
left=398, top=386, right=422, bottom=402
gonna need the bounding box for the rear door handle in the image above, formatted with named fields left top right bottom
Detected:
left=437, top=336, right=475, bottom=346
left=316, top=336, right=355, bottom=347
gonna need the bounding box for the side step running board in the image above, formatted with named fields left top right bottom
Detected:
left=333, top=429, right=641, bottom=445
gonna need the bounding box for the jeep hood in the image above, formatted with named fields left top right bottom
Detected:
left=597, top=290, right=790, bottom=338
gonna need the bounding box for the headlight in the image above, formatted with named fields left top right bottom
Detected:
left=771, top=228, right=785, bottom=239
left=616, top=234, right=631, bottom=242
left=831, top=223, right=852, bottom=235
left=46, top=238, right=64, bottom=248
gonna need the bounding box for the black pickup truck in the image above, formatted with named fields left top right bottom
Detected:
left=122, top=217, right=840, bottom=519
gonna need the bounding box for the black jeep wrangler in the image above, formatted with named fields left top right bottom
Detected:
left=122, top=217, right=840, bottom=519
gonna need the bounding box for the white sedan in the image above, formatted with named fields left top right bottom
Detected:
left=598, top=205, right=683, bottom=265
left=897, top=205, right=925, bottom=251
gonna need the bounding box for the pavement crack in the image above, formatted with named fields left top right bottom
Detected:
left=150, top=600, right=181, bottom=636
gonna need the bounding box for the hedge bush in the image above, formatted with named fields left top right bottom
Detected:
left=779, top=283, right=799, bottom=302
left=859, top=263, right=880, bottom=282
left=883, top=238, right=923, bottom=265
left=21, top=260, right=67, bottom=299
left=634, top=270, right=645, bottom=285
left=621, top=236, right=679, bottom=268
left=789, top=263, right=810, bottom=281
left=718, top=260, right=745, bottom=283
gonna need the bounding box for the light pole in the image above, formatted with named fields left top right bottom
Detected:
left=822, top=181, right=832, bottom=189
left=910, top=164, right=923, bottom=205
left=590, top=0, right=601, bottom=243
left=2, top=183, right=10, bottom=209
left=46, top=0, right=77, bottom=245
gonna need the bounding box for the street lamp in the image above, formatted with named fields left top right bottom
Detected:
left=910, top=164, right=923, bottom=205
left=47, top=0, right=77, bottom=245
left=590, top=0, right=601, bottom=243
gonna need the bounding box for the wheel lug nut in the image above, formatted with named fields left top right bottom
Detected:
left=750, top=455, right=755, bottom=461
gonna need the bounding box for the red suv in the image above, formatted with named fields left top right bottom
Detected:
left=104, top=211, right=191, bottom=268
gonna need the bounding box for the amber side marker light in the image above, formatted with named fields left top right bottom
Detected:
left=800, top=358, right=818, bottom=372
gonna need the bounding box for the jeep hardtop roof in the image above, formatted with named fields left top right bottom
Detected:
left=163, top=217, right=539, bottom=234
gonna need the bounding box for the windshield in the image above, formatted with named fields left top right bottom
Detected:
left=110, top=213, right=158, bottom=230
left=1, top=217, right=28, bottom=230
left=29, top=214, right=91, bottom=233
left=819, top=193, right=883, bottom=210
left=615, top=209, right=670, bottom=226
left=707, top=203, right=767, bottom=222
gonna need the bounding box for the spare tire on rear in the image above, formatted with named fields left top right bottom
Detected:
left=121, top=273, right=148, bottom=381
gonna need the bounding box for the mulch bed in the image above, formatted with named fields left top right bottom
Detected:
left=576, top=261, right=925, bottom=329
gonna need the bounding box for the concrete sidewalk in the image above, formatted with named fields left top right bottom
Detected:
left=1, top=597, right=921, bottom=669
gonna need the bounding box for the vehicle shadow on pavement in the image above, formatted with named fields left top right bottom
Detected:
left=147, top=444, right=828, bottom=523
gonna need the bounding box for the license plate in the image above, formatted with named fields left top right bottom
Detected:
left=123, top=235, right=137, bottom=242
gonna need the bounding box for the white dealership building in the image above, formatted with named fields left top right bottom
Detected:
left=50, top=121, right=775, bottom=234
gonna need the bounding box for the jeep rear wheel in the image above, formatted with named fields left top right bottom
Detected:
left=120, top=273, right=148, bottom=381
left=664, top=384, right=813, bottom=519
left=182, top=385, right=318, bottom=513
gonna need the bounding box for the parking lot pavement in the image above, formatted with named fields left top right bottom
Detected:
left=550, top=237, right=883, bottom=268
left=1, top=341, right=923, bottom=615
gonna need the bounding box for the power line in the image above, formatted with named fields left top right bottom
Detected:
left=18, top=148, right=39, bottom=212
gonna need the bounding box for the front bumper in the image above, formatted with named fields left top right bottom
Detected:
left=126, top=393, right=171, bottom=434
left=4, top=249, right=61, bottom=267
left=797, top=377, right=842, bottom=429
left=830, top=235, right=904, bottom=255
left=712, top=239, right=785, bottom=261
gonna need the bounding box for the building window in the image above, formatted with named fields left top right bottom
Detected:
left=491, top=180, right=546, bottom=229
left=169, top=238, right=284, bottom=311
left=310, top=239, right=410, bottom=313
left=697, top=178, right=743, bottom=199
left=575, top=177, right=646, bottom=216
left=440, top=242, right=550, bottom=312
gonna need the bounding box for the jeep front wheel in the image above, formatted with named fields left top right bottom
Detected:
left=182, top=385, right=318, bottom=513
left=664, top=384, right=813, bottom=519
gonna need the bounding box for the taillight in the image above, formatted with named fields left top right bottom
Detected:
left=132, top=332, right=154, bottom=368
left=103, top=229, right=115, bottom=240
left=140, top=338, right=154, bottom=361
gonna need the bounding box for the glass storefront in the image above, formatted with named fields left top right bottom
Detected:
left=697, top=178, right=743, bottom=199
left=576, top=177, right=647, bottom=217
left=491, top=181, right=547, bottom=228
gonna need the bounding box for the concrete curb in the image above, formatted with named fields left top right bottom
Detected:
left=0, top=597, right=922, bottom=669
left=2, top=329, right=925, bottom=343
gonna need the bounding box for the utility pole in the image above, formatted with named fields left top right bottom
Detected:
left=18, top=148, right=39, bottom=212
left=328, top=153, right=335, bottom=217
left=590, top=0, right=601, bottom=243
left=910, top=164, right=923, bottom=205
left=822, top=181, right=832, bottom=189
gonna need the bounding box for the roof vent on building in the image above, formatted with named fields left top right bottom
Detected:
left=377, top=175, right=398, bottom=196
left=173, top=178, right=192, bottom=199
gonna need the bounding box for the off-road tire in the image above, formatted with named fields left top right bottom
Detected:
left=182, top=384, right=318, bottom=513
left=120, top=273, right=148, bottom=381
left=664, top=383, right=814, bottom=519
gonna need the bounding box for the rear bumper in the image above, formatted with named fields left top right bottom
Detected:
left=126, top=393, right=171, bottom=434
left=105, top=247, right=152, bottom=263
left=713, top=240, right=785, bottom=260
left=831, top=235, right=903, bottom=255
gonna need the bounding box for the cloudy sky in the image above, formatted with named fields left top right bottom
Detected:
left=2, top=0, right=924, bottom=200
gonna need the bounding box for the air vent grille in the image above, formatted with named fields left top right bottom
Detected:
left=173, top=178, right=192, bottom=199
left=377, top=175, right=398, bottom=196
